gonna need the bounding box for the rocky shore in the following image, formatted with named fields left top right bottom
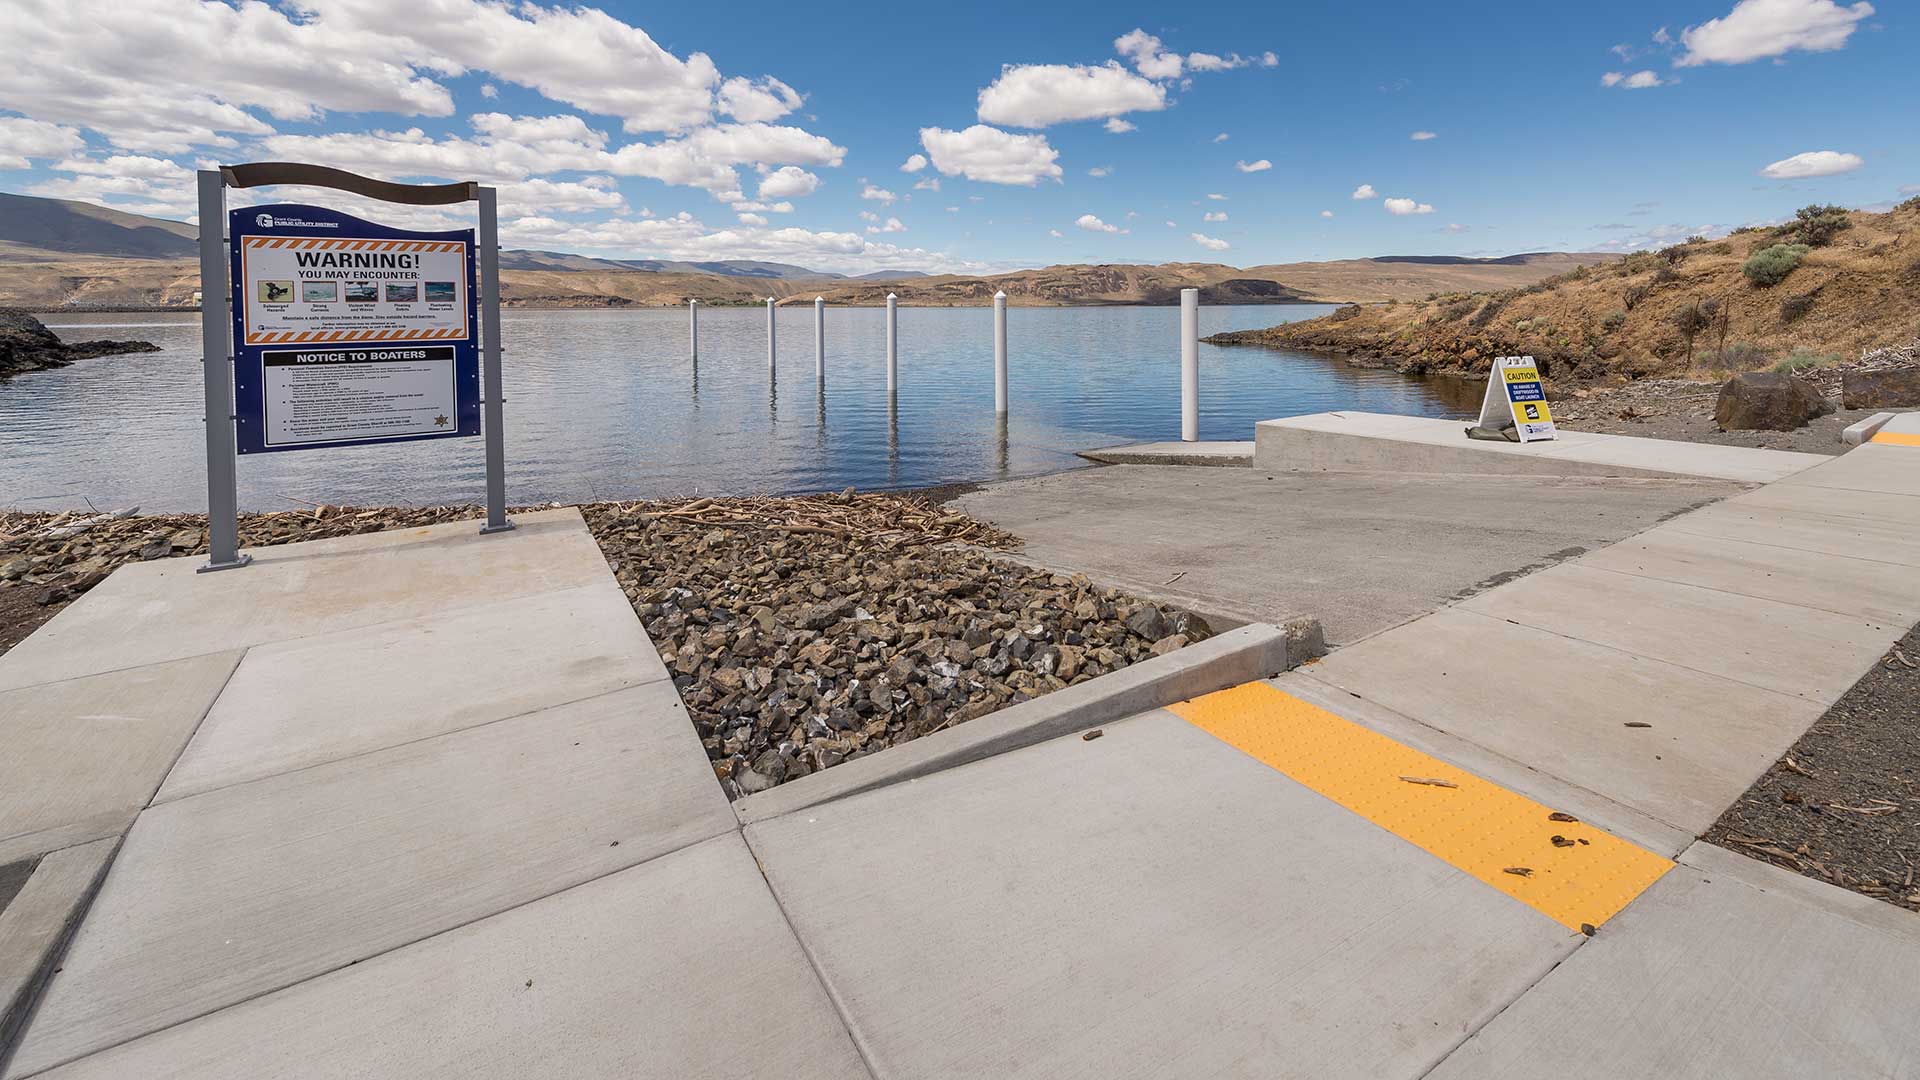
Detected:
left=0, top=308, right=158, bottom=380
left=2, top=492, right=1215, bottom=795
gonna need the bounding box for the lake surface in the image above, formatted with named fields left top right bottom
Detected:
left=3, top=305, right=1476, bottom=512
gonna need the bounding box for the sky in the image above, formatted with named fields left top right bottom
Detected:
left=0, top=0, right=1911, bottom=274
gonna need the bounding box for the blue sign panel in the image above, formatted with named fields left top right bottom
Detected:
left=230, top=203, right=479, bottom=454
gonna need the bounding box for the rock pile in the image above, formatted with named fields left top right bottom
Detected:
left=582, top=493, right=1213, bottom=798
left=1, top=309, right=158, bottom=380
left=0, top=504, right=484, bottom=604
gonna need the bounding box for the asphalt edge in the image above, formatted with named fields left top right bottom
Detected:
left=734, top=618, right=1325, bottom=826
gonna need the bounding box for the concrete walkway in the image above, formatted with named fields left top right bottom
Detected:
left=4, top=421, right=1916, bottom=1078
left=0, top=509, right=866, bottom=1078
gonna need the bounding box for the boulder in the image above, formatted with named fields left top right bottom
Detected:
left=1713, top=372, right=1832, bottom=431
left=1, top=308, right=159, bottom=380
left=1841, top=367, right=1920, bottom=410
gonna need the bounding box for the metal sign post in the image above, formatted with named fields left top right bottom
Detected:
left=194, top=162, right=513, bottom=571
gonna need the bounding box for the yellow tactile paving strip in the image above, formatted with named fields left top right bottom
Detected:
left=1869, top=431, right=1920, bottom=447
left=1168, top=682, right=1673, bottom=933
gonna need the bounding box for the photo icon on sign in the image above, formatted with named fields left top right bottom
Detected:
left=1524, top=403, right=1540, bottom=420
left=344, top=282, right=378, bottom=303
left=258, top=280, right=293, bottom=303
left=423, top=281, right=456, bottom=302
left=385, top=282, right=419, bottom=303
left=301, top=281, right=338, bottom=303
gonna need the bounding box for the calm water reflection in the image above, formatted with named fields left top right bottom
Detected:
left=3, top=305, right=1472, bottom=511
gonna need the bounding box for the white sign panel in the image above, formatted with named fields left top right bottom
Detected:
left=239, top=234, right=470, bottom=347
left=261, top=346, right=460, bottom=448
left=1475, top=355, right=1558, bottom=443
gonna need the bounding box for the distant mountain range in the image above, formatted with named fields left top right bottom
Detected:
left=0, top=190, right=1618, bottom=309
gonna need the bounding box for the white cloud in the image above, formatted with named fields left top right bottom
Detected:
left=1165, top=220, right=1177, bottom=228
left=480, top=83, right=498, bottom=99
left=900, top=153, right=928, bottom=172
left=731, top=199, right=794, bottom=213
left=1319, top=210, right=1334, bottom=219
left=1049, top=228, right=1064, bottom=238
left=1601, top=70, right=1665, bottom=88
left=1260, top=51, right=1279, bottom=67
left=1191, top=232, right=1230, bottom=251
left=1187, top=51, right=1261, bottom=71
left=919, top=125, right=1062, bottom=185
left=865, top=216, right=906, bottom=234
left=1206, top=193, right=1227, bottom=201
left=1088, top=166, right=1111, bottom=177
left=758, top=165, right=820, bottom=199
left=1104, top=118, right=1136, bottom=133
left=1759, top=149, right=1864, bottom=179
left=498, top=176, right=625, bottom=212
left=1114, top=28, right=1183, bottom=80
left=1410, top=130, right=1437, bottom=140
left=1076, top=213, right=1126, bottom=234
left=1213, top=132, right=1229, bottom=143
left=737, top=212, right=769, bottom=226
left=1351, top=184, right=1378, bottom=199
left=717, top=76, right=802, bottom=123
left=1384, top=197, right=1435, bottom=215
left=1235, top=159, right=1272, bottom=173
left=976, top=61, right=1167, bottom=127
left=1678, top=0, right=1874, bottom=66
left=0, top=117, right=85, bottom=169
left=913, top=177, right=940, bottom=192
left=500, top=210, right=976, bottom=276
left=1203, top=211, right=1227, bottom=222
left=860, top=184, right=897, bottom=204
left=1442, top=223, right=1469, bottom=234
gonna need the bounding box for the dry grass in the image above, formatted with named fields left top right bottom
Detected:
left=1215, top=203, right=1920, bottom=382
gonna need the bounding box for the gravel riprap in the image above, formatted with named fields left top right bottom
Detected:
left=582, top=493, right=1214, bottom=798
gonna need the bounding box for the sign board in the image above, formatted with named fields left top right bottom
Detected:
left=229, top=203, right=479, bottom=454
left=1476, top=355, right=1557, bottom=443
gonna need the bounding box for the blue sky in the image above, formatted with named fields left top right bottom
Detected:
left=0, top=0, right=1910, bottom=273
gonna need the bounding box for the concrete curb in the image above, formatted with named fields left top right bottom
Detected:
left=1841, top=412, right=1895, bottom=446
left=1077, top=441, right=1254, bottom=467
left=734, top=619, right=1324, bottom=826
left=0, top=838, right=117, bottom=1073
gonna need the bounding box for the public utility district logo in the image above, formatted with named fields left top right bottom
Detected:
left=256, top=213, right=274, bottom=228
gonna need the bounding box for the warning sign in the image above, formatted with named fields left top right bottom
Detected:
left=238, top=234, right=469, bottom=346
left=1476, top=356, right=1557, bottom=443
left=229, top=203, right=480, bottom=455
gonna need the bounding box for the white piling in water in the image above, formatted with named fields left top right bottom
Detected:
left=993, top=290, right=1008, bottom=415
left=688, top=298, right=698, bottom=362
left=765, top=297, right=776, bottom=374
left=814, top=296, right=825, bottom=381
left=885, top=293, right=898, bottom=393
left=1180, top=287, right=1199, bottom=442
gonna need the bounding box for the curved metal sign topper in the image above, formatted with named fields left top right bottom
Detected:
left=195, top=162, right=511, bottom=572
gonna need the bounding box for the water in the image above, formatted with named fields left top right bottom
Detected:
left=2, top=305, right=1476, bottom=511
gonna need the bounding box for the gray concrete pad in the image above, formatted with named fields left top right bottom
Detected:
left=957, top=465, right=1740, bottom=644
left=1078, top=440, right=1253, bottom=466
left=4, top=683, right=734, bottom=1078
left=156, top=582, right=666, bottom=802
left=0, top=509, right=610, bottom=691
left=1302, top=608, right=1823, bottom=835
left=736, top=622, right=1309, bottom=825
left=1773, top=441, right=1920, bottom=497
left=1662, top=498, right=1920, bottom=567
left=1578, top=527, right=1920, bottom=625
left=1269, top=672, right=1692, bottom=856
left=0, top=838, right=114, bottom=1062
left=1255, top=411, right=1825, bottom=483
left=747, top=709, right=1578, bottom=1080
left=1724, top=480, right=1920, bottom=526
left=0, top=652, right=241, bottom=866
left=1426, top=841, right=1920, bottom=1079
left=1457, top=562, right=1896, bottom=702
left=23, top=834, right=871, bottom=1080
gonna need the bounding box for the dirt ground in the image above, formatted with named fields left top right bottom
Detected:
left=0, top=586, right=65, bottom=660
left=1706, top=622, right=1920, bottom=913
left=1550, top=378, right=1873, bottom=455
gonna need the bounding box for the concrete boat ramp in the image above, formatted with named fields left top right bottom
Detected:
left=3, top=415, right=1918, bottom=1077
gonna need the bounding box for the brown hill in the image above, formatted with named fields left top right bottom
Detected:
left=1208, top=201, right=1920, bottom=382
